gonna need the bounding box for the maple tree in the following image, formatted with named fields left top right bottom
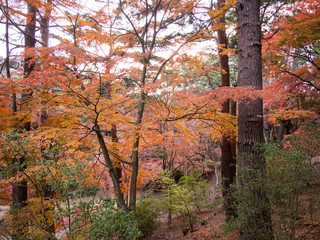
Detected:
left=1, top=0, right=220, bottom=232
left=262, top=0, right=320, bottom=141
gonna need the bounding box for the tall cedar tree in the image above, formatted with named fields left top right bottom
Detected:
left=11, top=3, right=36, bottom=239
left=12, top=3, right=36, bottom=210
left=236, top=1, right=274, bottom=239
left=217, top=0, right=237, bottom=221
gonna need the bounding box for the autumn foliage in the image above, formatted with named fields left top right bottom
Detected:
left=0, top=0, right=319, bottom=239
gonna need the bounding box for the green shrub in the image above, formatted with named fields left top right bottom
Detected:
left=266, top=144, right=320, bottom=240
left=231, top=143, right=320, bottom=240
left=135, top=198, right=160, bottom=237
left=160, top=173, right=210, bottom=232
left=69, top=198, right=142, bottom=240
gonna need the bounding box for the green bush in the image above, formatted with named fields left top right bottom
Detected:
left=266, top=144, right=320, bottom=240
left=69, top=198, right=142, bottom=240
left=135, top=198, right=160, bottom=237
left=160, top=173, right=210, bottom=232
left=231, top=142, right=320, bottom=240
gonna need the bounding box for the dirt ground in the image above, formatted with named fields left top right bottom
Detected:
left=141, top=172, right=320, bottom=240
left=142, top=203, right=320, bottom=240
left=142, top=172, right=239, bottom=240
left=142, top=209, right=238, bottom=240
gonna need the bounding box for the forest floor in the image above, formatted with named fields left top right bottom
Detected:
left=142, top=172, right=239, bottom=240
left=142, top=208, right=238, bottom=240
left=142, top=171, right=320, bottom=240
left=142, top=197, right=320, bottom=240
left=1, top=171, right=320, bottom=239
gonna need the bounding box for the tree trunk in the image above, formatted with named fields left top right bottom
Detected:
left=100, top=79, right=123, bottom=206
left=23, top=4, right=37, bottom=78
left=40, top=0, right=51, bottom=47
left=217, top=0, right=237, bottom=221
left=111, top=124, right=122, bottom=186
left=12, top=5, right=37, bottom=239
left=94, top=124, right=129, bottom=212
left=230, top=100, right=237, bottom=160
left=5, top=0, right=10, bottom=79
left=236, top=1, right=274, bottom=239
left=129, top=91, right=146, bottom=212
left=21, top=3, right=37, bottom=129
left=13, top=0, right=36, bottom=218
left=5, top=0, right=17, bottom=114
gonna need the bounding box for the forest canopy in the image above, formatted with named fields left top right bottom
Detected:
left=0, top=0, right=319, bottom=239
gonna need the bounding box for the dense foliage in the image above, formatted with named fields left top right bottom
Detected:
left=0, top=0, right=319, bottom=239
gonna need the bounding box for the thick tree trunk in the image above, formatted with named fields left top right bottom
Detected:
left=230, top=100, right=237, bottom=159
left=5, top=0, right=17, bottom=113
left=40, top=0, right=51, bottom=47
left=217, top=0, right=237, bottom=221
left=236, top=1, right=274, bottom=239
left=12, top=0, right=36, bottom=211
left=5, top=1, right=10, bottom=79
left=21, top=3, right=37, bottom=129
left=23, top=4, right=36, bottom=78
left=11, top=178, right=27, bottom=240
left=12, top=5, right=37, bottom=239
left=12, top=177, right=27, bottom=209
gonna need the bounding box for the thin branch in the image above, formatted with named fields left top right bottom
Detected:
left=0, top=5, right=45, bottom=46
left=282, top=68, right=320, bottom=92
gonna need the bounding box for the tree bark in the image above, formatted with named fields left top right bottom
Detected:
left=129, top=89, right=146, bottom=212
left=100, top=77, right=124, bottom=206
left=40, top=0, right=51, bottom=47
left=111, top=124, right=122, bottom=186
left=230, top=100, right=237, bottom=159
left=5, top=0, right=17, bottom=113
left=21, top=3, right=37, bottom=129
left=217, top=0, right=237, bottom=221
left=94, top=124, right=129, bottom=212
left=236, top=1, right=273, bottom=239
left=12, top=5, right=37, bottom=239
left=23, top=4, right=36, bottom=78
left=5, top=0, right=10, bottom=80
left=12, top=1, right=36, bottom=211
